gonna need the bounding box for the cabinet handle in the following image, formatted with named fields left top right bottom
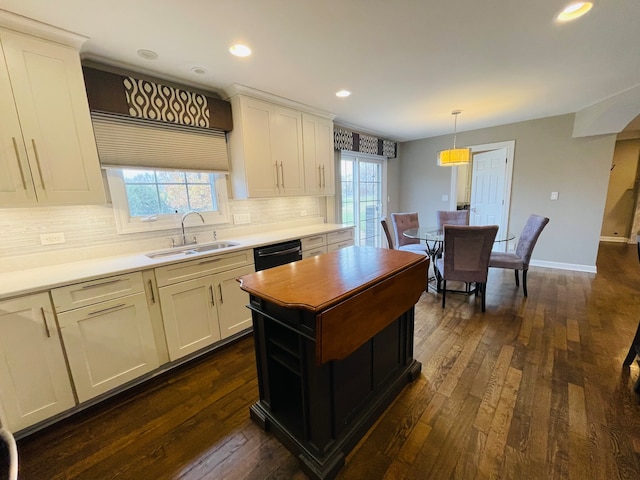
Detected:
left=81, top=278, right=123, bottom=289
left=148, top=279, right=155, bottom=304
left=274, top=162, right=279, bottom=189
left=88, top=303, right=126, bottom=316
left=279, top=162, right=285, bottom=190
left=209, top=285, right=215, bottom=306
left=40, top=307, right=51, bottom=338
left=218, top=284, right=224, bottom=304
left=322, top=165, right=326, bottom=188
left=31, top=139, right=45, bottom=190
left=11, top=137, right=27, bottom=190
left=318, top=165, right=322, bottom=188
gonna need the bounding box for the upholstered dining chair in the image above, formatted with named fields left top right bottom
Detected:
left=435, top=225, right=498, bottom=312
left=0, top=426, right=18, bottom=480
left=390, top=212, right=427, bottom=254
left=381, top=218, right=395, bottom=249
left=436, top=210, right=470, bottom=228
left=488, top=214, right=549, bottom=297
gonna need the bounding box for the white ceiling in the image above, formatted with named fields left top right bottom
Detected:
left=2, top=0, right=640, bottom=141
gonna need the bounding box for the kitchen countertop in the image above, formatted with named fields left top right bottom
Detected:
left=0, top=223, right=351, bottom=300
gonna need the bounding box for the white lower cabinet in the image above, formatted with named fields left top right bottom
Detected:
left=52, top=272, right=159, bottom=403
left=0, top=292, right=75, bottom=431
left=157, top=261, right=255, bottom=361
left=56, top=293, right=159, bottom=403
left=158, top=276, right=221, bottom=361
left=216, top=265, right=255, bottom=339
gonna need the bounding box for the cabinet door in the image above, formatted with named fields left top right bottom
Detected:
left=303, top=113, right=335, bottom=195
left=0, top=30, right=105, bottom=205
left=0, top=43, right=35, bottom=205
left=241, top=97, right=279, bottom=197
left=158, top=276, right=221, bottom=361
left=274, top=106, right=304, bottom=196
left=215, top=264, right=255, bottom=339
left=57, top=293, right=159, bottom=403
left=0, top=292, right=75, bottom=431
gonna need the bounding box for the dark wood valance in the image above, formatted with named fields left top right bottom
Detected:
left=334, top=126, right=397, bottom=158
left=82, top=66, right=233, bottom=132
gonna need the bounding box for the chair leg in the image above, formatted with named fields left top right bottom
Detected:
left=623, top=322, right=640, bottom=366
left=522, top=269, right=528, bottom=297
left=481, top=282, right=486, bottom=312
left=514, top=269, right=519, bottom=287
left=441, top=280, right=446, bottom=308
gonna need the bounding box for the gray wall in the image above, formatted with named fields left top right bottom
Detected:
left=395, top=114, right=617, bottom=270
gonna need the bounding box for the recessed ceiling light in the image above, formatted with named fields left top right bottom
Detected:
left=229, top=44, right=252, bottom=57
left=336, top=90, right=351, bottom=98
left=556, top=2, right=593, bottom=22
left=137, top=49, right=158, bottom=60
left=191, top=66, right=207, bottom=75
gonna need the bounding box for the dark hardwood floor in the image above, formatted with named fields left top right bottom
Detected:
left=16, top=242, right=640, bottom=479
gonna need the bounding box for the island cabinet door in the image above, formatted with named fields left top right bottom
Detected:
left=57, top=292, right=159, bottom=403
left=158, top=276, right=221, bottom=361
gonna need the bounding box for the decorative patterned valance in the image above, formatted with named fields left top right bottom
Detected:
left=334, top=126, right=397, bottom=159
left=83, top=66, right=233, bottom=131
left=123, top=77, right=210, bottom=127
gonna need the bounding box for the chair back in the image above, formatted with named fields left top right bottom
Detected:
left=515, top=215, right=550, bottom=266
left=390, top=212, right=420, bottom=247
left=0, top=427, right=18, bottom=480
left=380, top=218, right=394, bottom=249
left=436, top=210, right=470, bottom=228
left=441, top=225, right=498, bottom=283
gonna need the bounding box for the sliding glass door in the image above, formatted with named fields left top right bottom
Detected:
left=339, top=152, right=385, bottom=246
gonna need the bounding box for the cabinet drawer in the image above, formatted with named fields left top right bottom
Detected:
left=327, top=229, right=354, bottom=245
left=51, top=272, right=144, bottom=313
left=327, top=240, right=355, bottom=252
left=302, top=246, right=328, bottom=259
left=155, top=249, right=253, bottom=287
left=301, top=234, right=326, bottom=250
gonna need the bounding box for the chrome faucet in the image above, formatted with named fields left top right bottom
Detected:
left=181, top=211, right=205, bottom=246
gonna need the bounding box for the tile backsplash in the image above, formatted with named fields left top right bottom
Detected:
left=0, top=196, right=323, bottom=272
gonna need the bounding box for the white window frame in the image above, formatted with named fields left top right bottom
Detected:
left=106, top=168, right=230, bottom=234
left=337, top=151, right=388, bottom=246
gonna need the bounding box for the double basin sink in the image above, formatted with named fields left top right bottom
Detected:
left=146, top=241, right=240, bottom=259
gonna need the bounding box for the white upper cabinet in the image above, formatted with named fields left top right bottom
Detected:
left=228, top=94, right=305, bottom=198
left=302, top=113, right=335, bottom=195
left=0, top=28, right=105, bottom=206
left=227, top=87, right=335, bottom=199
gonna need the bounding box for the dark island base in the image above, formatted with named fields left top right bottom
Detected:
left=249, top=300, right=422, bottom=480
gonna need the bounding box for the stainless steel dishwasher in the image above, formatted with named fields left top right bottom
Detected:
left=253, top=239, right=302, bottom=271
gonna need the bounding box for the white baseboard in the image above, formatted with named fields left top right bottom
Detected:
left=529, top=260, right=596, bottom=274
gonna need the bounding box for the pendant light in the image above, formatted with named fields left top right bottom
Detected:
left=437, top=110, right=471, bottom=166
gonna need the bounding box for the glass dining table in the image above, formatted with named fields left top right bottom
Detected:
left=403, top=226, right=516, bottom=291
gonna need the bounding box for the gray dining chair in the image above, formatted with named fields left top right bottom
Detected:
left=488, top=214, right=549, bottom=296
left=390, top=212, right=427, bottom=254
left=436, top=210, right=470, bottom=227
left=435, top=225, right=498, bottom=312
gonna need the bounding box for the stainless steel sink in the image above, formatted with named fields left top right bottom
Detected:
left=146, top=241, right=240, bottom=259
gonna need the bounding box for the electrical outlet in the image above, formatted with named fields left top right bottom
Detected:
left=233, top=213, right=251, bottom=224
left=40, top=232, right=66, bottom=245
left=550, top=191, right=559, bottom=200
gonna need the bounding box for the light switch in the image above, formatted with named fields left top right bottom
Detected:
left=442, top=194, right=449, bottom=201
left=550, top=191, right=559, bottom=200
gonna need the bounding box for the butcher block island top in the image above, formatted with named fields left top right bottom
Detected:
left=238, top=246, right=429, bottom=364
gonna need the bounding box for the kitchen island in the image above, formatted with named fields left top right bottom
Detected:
left=238, top=246, right=429, bottom=480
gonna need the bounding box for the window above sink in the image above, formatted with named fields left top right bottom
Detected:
left=106, top=168, right=230, bottom=234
